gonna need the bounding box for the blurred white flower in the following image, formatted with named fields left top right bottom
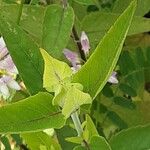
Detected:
left=108, top=71, right=119, bottom=84
left=0, top=37, right=8, bottom=59
left=0, top=37, right=20, bottom=99
left=0, top=55, right=18, bottom=74
left=0, top=75, right=21, bottom=98
left=80, top=31, right=90, bottom=56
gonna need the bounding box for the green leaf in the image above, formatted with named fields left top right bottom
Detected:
left=89, top=136, right=111, bottom=150
left=112, top=0, right=150, bottom=16
left=110, top=125, right=150, bottom=150
left=0, top=15, right=44, bottom=95
left=56, top=125, right=78, bottom=150
left=119, top=84, right=137, bottom=97
left=22, top=131, right=61, bottom=150
left=113, top=97, right=136, bottom=110
left=41, top=49, right=91, bottom=117
left=1, top=4, right=45, bottom=43
left=0, top=136, right=11, bottom=150
left=74, top=136, right=111, bottom=150
left=83, top=114, right=99, bottom=142
left=0, top=92, right=65, bottom=134
left=73, top=0, right=137, bottom=99
left=82, top=12, right=150, bottom=50
left=65, top=115, right=98, bottom=145
left=40, top=48, right=72, bottom=92
left=42, top=5, right=74, bottom=59
left=59, top=85, right=92, bottom=118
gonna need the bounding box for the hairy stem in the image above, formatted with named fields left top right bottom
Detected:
left=71, top=111, right=83, bottom=137
left=17, top=0, right=24, bottom=25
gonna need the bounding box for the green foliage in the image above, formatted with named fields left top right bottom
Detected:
left=83, top=115, right=99, bottom=142
left=42, top=5, right=74, bottom=59
left=22, top=131, right=61, bottom=150
left=91, top=47, right=150, bottom=137
left=73, top=0, right=137, bottom=99
left=73, top=0, right=99, bottom=6
left=112, top=0, right=150, bottom=16
left=0, top=15, right=44, bottom=95
left=0, top=0, right=149, bottom=149
left=82, top=12, right=150, bottom=50
left=40, top=48, right=72, bottom=92
left=110, top=125, right=150, bottom=150
left=74, top=136, right=111, bottom=150
left=1, top=4, right=45, bottom=43
left=41, top=48, right=91, bottom=117
left=0, top=92, right=65, bottom=133
left=56, top=125, right=78, bottom=150
left=0, top=136, right=11, bottom=150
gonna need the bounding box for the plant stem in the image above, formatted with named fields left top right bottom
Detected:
left=17, top=0, right=24, bottom=25
left=72, top=26, right=86, bottom=61
left=62, top=0, right=67, bottom=8
left=71, top=111, right=83, bottom=137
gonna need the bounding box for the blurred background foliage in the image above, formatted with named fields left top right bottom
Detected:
left=0, top=0, right=150, bottom=149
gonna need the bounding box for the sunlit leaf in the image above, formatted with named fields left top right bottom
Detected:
left=73, top=0, right=137, bottom=99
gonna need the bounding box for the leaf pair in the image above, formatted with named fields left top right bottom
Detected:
left=41, top=49, right=92, bottom=118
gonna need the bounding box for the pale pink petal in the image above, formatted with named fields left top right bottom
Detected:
left=80, top=31, right=90, bottom=56
left=71, top=65, right=81, bottom=73
left=0, top=55, right=18, bottom=74
left=108, top=72, right=118, bottom=84
left=0, top=37, right=6, bottom=49
left=0, top=37, right=8, bottom=59
left=7, top=79, right=21, bottom=90
left=63, top=49, right=80, bottom=70
left=0, top=84, right=10, bottom=98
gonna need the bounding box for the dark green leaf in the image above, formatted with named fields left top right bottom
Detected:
left=119, top=84, right=137, bottom=97
left=0, top=15, right=44, bottom=95
left=110, top=125, right=150, bottom=150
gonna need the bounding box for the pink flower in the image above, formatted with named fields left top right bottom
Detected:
left=0, top=75, right=21, bottom=98
left=80, top=31, right=90, bottom=56
left=63, top=49, right=80, bottom=70
left=108, top=71, right=118, bottom=84
left=0, top=55, right=18, bottom=74
left=0, top=37, right=20, bottom=99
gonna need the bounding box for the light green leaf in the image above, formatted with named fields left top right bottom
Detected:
left=112, top=0, right=150, bottom=16
left=61, top=85, right=92, bottom=118
left=89, top=136, right=111, bottom=150
left=22, top=131, right=61, bottom=150
left=83, top=114, right=99, bottom=142
left=0, top=92, right=65, bottom=134
left=74, top=136, right=111, bottom=150
left=40, top=48, right=72, bottom=92
left=82, top=12, right=150, bottom=50
left=66, top=114, right=99, bottom=144
left=42, top=5, right=74, bottom=59
left=0, top=15, right=44, bottom=95
left=73, top=0, right=137, bottom=99
left=65, top=136, right=83, bottom=144
left=110, top=125, right=150, bottom=150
